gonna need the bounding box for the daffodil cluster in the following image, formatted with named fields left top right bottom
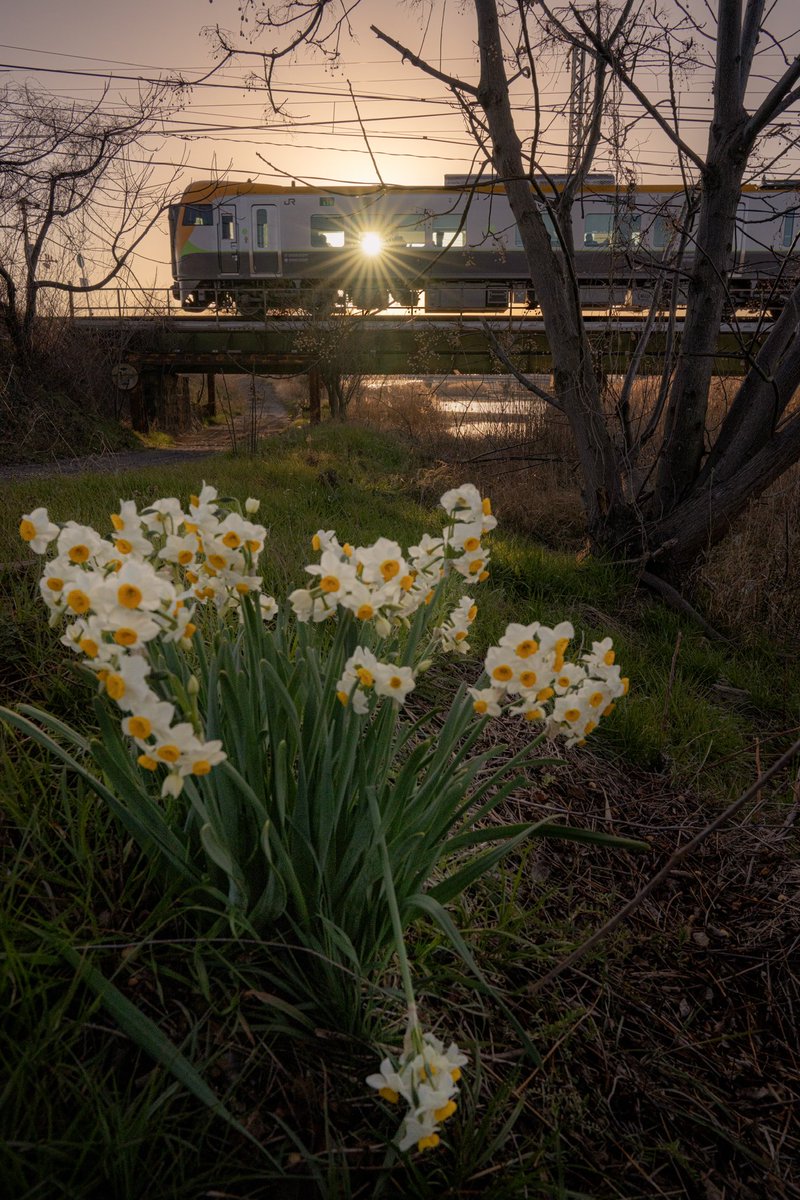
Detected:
left=367, top=1024, right=468, bottom=1153
left=289, top=482, right=494, bottom=632
left=19, top=486, right=275, bottom=797
left=470, top=622, right=629, bottom=746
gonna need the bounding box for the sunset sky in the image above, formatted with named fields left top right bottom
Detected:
left=3, top=0, right=799, bottom=295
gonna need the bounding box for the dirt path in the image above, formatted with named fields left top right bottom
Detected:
left=1, top=378, right=290, bottom=483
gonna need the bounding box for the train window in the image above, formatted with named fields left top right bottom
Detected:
left=182, top=204, right=213, bottom=226
left=395, top=215, right=427, bottom=247
left=582, top=213, right=614, bottom=247
left=311, top=215, right=345, bottom=247
left=582, top=211, right=641, bottom=248
left=432, top=214, right=467, bottom=248
left=255, top=208, right=269, bottom=249
left=650, top=216, right=670, bottom=248
left=220, top=213, right=236, bottom=241
left=782, top=212, right=798, bottom=248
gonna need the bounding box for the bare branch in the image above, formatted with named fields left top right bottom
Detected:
left=369, top=24, right=480, bottom=98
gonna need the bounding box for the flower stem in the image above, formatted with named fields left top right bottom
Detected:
left=367, top=785, right=419, bottom=1033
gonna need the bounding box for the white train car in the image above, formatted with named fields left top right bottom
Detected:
left=168, top=177, right=800, bottom=315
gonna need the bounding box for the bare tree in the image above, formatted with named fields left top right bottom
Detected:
left=0, top=81, right=181, bottom=372
left=209, top=0, right=800, bottom=587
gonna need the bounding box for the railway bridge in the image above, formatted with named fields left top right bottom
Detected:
left=76, top=311, right=772, bottom=432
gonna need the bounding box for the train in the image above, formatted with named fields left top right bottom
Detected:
left=169, top=175, right=800, bottom=315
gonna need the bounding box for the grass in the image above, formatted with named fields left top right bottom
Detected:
left=2, top=419, right=799, bottom=1198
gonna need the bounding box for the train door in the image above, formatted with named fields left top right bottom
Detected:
left=217, top=207, right=240, bottom=275
left=250, top=204, right=280, bottom=276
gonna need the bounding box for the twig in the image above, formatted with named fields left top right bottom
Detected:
left=639, top=570, right=726, bottom=642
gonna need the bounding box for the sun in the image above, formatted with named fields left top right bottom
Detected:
left=360, top=231, right=383, bottom=257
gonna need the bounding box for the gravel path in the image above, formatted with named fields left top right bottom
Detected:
left=1, top=381, right=289, bottom=484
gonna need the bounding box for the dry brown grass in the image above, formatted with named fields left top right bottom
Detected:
left=351, top=372, right=800, bottom=645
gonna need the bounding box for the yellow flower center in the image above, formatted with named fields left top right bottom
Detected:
left=311, top=534, right=321, bottom=551
left=191, top=760, right=212, bottom=776
left=400, top=574, right=414, bottom=592
left=110, top=513, right=125, bottom=531
left=417, top=1134, right=440, bottom=1152
left=115, top=538, right=133, bottom=555
left=516, top=639, right=538, bottom=657
left=455, top=630, right=468, bottom=641
left=537, top=687, right=554, bottom=701
left=555, top=637, right=570, bottom=655
left=434, top=1100, right=457, bottom=1122
left=378, top=1087, right=399, bottom=1104
left=336, top=690, right=349, bottom=706
left=114, top=628, right=138, bottom=647
left=128, top=716, right=152, bottom=739
left=380, top=559, right=400, bottom=582
left=66, top=589, right=90, bottom=615
left=356, top=604, right=374, bottom=621
left=45, top=577, right=64, bottom=591
left=137, top=754, right=158, bottom=772
left=603, top=649, right=615, bottom=666
left=246, top=539, right=261, bottom=553
left=19, top=519, right=36, bottom=542
left=564, top=707, right=581, bottom=723
left=468, top=559, right=484, bottom=574
left=492, top=664, right=513, bottom=682
left=468, top=605, right=478, bottom=621
left=473, top=699, right=488, bottom=714
left=342, top=543, right=353, bottom=557
left=106, top=674, right=126, bottom=701
left=388, top=675, right=403, bottom=690
left=235, top=582, right=251, bottom=595
left=584, top=720, right=598, bottom=735
left=482, top=497, right=492, bottom=515
left=222, top=531, right=241, bottom=549
left=356, top=667, right=374, bottom=688
left=68, top=545, right=90, bottom=564
left=208, top=554, right=227, bottom=570
left=79, top=637, right=99, bottom=658
left=320, top=575, right=340, bottom=593
left=463, top=537, right=481, bottom=552
left=525, top=707, right=544, bottom=722
left=118, top=584, right=143, bottom=610
left=157, top=744, right=181, bottom=763
left=519, top=670, right=537, bottom=688
left=590, top=691, right=605, bottom=708
left=178, top=550, right=194, bottom=565
left=478, top=570, right=489, bottom=582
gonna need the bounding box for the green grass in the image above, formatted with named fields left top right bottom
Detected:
left=2, top=421, right=798, bottom=1198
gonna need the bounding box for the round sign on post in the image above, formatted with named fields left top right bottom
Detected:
left=111, top=363, right=139, bottom=391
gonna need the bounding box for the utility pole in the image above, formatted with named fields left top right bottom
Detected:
left=567, top=44, right=591, bottom=166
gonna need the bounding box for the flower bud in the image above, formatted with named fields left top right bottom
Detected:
left=187, top=674, right=200, bottom=696
left=245, top=497, right=260, bottom=514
